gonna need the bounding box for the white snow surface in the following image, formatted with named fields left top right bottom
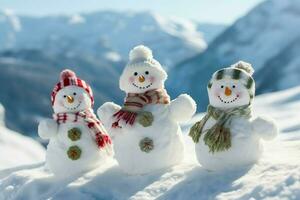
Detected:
left=0, top=104, right=45, bottom=171
left=1, top=87, right=300, bottom=199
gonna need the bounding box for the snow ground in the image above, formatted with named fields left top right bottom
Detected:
left=0, top=104, right=45, bottom=173
left=0, top=87, right=300, bottom=200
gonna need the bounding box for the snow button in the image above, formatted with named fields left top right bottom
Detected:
left=137, top=111, right=153, bottom=127
left=67, top=145, right=82, bottom=160
left=68, top=128, right=81, bottom=141
left=139, top=137, right=154, bottom=153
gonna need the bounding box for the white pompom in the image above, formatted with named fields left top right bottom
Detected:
left=231, top=61, right=254, bottom=75
left=129, top=45, right=153, bottom=62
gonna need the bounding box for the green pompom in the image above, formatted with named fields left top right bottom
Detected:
left=137, top=111, right=153, bottom=127
left=139, top=137, right=154, bottom=153
left=67, top=145, right=81, bottom=160
left=68, top=128, right=81, bottom=141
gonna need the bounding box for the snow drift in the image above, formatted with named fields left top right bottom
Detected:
left=0, top=103, right=44, bottom=172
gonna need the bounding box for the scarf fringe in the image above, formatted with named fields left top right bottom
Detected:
left=112, top=110, right=137, bottom=128
left=189, top=104, right=251, bottom=153
left=95, top=133, right=113, bottom=155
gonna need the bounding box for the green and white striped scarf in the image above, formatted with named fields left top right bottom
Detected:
left=189, top=104, right=252, bottom=153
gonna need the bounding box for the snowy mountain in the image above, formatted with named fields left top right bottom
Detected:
left=0, top=9, right=21, bottom=49
left=0, top=87, right=299, bottom=199
left=0, top=10, right=206, bottom=68
left=196, top=23, right=226, bottom=44
left=0, top=103, right=44, bottom=172
left=256, top=36, right=300, bottom=93
left=169, top=0, right=300, bottom=110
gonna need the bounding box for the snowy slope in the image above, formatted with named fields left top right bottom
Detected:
left=0, top=104, right=45, bottom=172
left=0, top=10, right=206, bottom=68
left=168, top=0, right=300, bottom=109
left=0, top=87, right=299, bottom=200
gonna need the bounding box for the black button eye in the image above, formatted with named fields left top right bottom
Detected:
left=63, top=95, right=67, bottom=98
left=134, top=72, right=138, bottom=76
left=73, top=92, right=77, bottom=95
left=232, top=85, right=236, bottom=88
left=221, top=85, right=224, bottom=88
left=145, top=71, right=149, bottom=75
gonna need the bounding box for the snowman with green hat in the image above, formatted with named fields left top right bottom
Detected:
left=98, top=45, right=196, bottom=175
left=189, top=61, right=278, bottom=171
left=38, top=69, right=112, bottom=177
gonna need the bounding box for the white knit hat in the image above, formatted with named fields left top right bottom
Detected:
left=126, top=45, right=164, bottom=71
left=208, top=61, right=255, bottom=100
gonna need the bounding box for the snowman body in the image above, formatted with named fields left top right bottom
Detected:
left=39, top=71, right=112, bottom=177
left=193, top=61, right=277, bottom=171
left=98, top=45, right=196, bottom=174
left=106, top=103, right=184, bottom=174
left=46, top=121, right=107, bottom=176
left=195, top=116, right=262, bottom=171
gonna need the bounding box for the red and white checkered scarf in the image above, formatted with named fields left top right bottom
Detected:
left=112, top=88, right=170, bottom=128
left=53, top=109, right=112, bottom=154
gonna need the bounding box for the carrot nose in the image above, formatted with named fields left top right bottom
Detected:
left=225, top=87, right=232, bottom=96
left=66, top=95, right=74, bottom=104
left=139, top=76, right=145, bottom=83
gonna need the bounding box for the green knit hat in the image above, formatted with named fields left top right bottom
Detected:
left=208, top=61, right=255, bottom=100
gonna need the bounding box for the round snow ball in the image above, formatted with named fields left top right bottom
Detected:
left=129, top=45, right=153, bottom=62
left=231, top=61, right=254, bottom=75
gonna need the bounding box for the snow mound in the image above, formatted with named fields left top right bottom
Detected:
left=1, top=87, right=300, bottom=199
left=0, top=104, right=45, bottom=172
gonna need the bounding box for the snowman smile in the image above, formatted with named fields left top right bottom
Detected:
left=132, top=82, right=153, bottom=90
left=218, top=95, right=239, bottom=104
left=63, top=101, right=82, bottom=110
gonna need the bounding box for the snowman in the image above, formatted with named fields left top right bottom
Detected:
left=98, top=45, right=196, bottom=175
left=189, top=61, right=278, bottom=171
left=38, top=69, right=112, bottom=177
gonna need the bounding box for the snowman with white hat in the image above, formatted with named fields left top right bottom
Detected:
left=98, top=45, right=196, bottom=175
left=38, top=69, right=112, bottom=177
left=189, top=61, right=278, bottom=171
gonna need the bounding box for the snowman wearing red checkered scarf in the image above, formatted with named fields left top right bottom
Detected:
left=98, top=45, right=197, bottom=175
left=38, top=69, right=112, bottom=177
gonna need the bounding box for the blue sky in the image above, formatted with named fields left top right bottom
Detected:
left=0, top=0, right=265, bottom=24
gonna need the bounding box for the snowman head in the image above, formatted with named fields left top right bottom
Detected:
left=119, top=45, right=167, bottom=93
left=51, top=69, right=94, bottom=113
left=208, top=61, right=255, bottom=110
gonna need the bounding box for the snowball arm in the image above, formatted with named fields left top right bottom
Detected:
left=169, top=94, right=197, bottom=123
left=97, top=102, right=121, bottom=127
left=252, top=116, right=278, bottom=141
left=38, top=119, right=58, bottom=140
